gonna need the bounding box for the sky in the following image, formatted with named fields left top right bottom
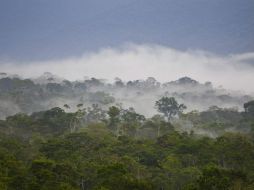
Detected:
left=0, top=0, right=254, bottom=92
left=0, top=0, right=254, bottom=61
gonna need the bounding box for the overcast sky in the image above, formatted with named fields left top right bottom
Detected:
left=1, top=0, right=254, bottom=93
left=0, top=0, right=254, bottom=61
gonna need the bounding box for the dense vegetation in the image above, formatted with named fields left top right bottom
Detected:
left=0, top=73, right=252, bottom=119
left=0, top=97, right=254, bottom=190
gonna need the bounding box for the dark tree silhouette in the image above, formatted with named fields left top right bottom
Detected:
left=155, top=97, right=186, bottom=122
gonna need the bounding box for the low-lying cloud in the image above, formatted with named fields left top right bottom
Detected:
left=1, top=43, right=254, bottom=93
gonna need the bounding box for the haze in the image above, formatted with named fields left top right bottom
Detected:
left=1, top=44, right=254, bottom=93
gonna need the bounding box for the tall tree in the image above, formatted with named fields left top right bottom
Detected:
left=244, top=100, right=254, bottom=115
left=155, top=97, right=186, bottom=122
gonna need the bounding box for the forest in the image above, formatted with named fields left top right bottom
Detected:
left=1, top=0, right=253, bottom=189
left=0, top=74, right=254, bottom=190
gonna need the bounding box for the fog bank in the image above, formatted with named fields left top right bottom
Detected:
left=1, top=44, right=254, bottom=93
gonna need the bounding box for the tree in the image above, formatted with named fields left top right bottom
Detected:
left=70, top=108, right=86, bottom=133
left=193, top=165, right=247, bottom=190
left=107, top=106, right=121, bottom=131
left=142, top=115, right=174, bottom=138
left=77, top=103, right=83, bottom=108
left=244, top=100, right=254, bottom=115
left=85, top=104, right=106, bottom=124
left=121, top=108, right=145, bottom=137
left=63, top=104, right=70, bottom=109
left=155, top=97, right=186, bottom=122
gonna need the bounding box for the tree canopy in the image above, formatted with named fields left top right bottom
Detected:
left=155, top=97, right=187, bottom=121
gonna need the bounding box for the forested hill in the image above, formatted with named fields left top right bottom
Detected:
left=0, top=72, right=252, bottom=119
left=0, top=98, right=254, bottom=189
left=1, top=72, right=254, bottom=189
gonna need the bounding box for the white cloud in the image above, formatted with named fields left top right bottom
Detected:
left=1, top=43, right=254, bottom=93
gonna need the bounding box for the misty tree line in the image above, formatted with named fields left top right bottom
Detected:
left=0, top=74, right=252, bottom=119
left=56, top=96, right=254, bottom=138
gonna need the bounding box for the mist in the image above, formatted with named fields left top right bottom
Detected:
left=1, top=44, right=254, bottom=93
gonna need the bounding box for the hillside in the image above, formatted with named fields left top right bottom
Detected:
left=0, top=80, right=254, bottom=189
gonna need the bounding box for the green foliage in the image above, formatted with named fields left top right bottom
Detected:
left=107, top=106, right=120, bottom=131
left=155, top=96, right=186, bottom=121
left=189, top=165, right=248, bottom=190
left=0, top=105, right=254, bottom=190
